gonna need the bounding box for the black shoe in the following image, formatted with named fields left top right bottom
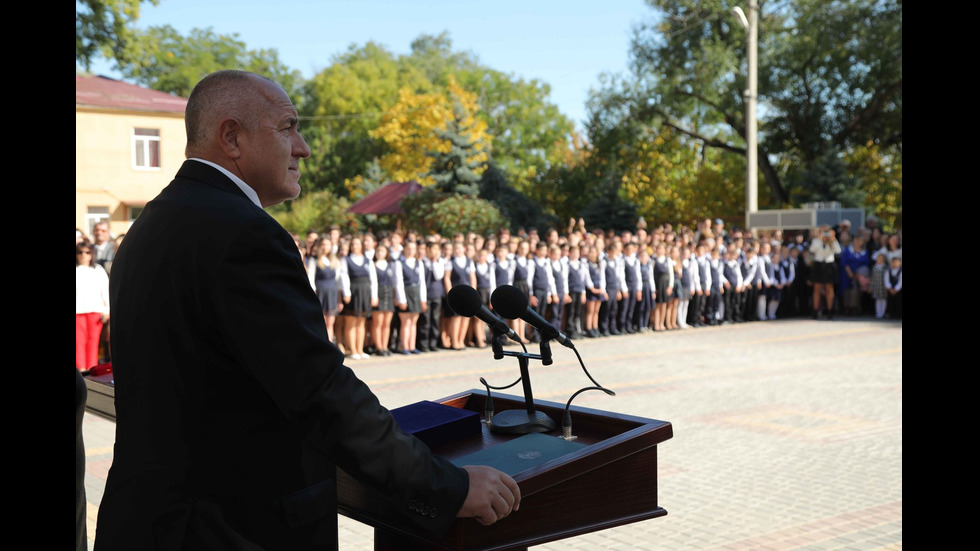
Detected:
left=825, top=312, right=833, bottom=320
left=812, top=311, right=820, bottom=320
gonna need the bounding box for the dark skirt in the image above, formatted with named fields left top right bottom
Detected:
left=442, top=295, right=457, bottom=317
left=316, top=281, right=340, bottom=315
left=346, top=277, right=372, bottom=317
left=376, top=285, right=395, bottom=312
left=403, top=284, right=422, bottom=313
left=810, top=262, right=837, bottom=285
left=675, top=276, right=690, bottom=300
left=514, top=279, right=530, bottom=300
left=478, top=287, right=491, bottom=307
left=654, top=273, right=671, bottom=304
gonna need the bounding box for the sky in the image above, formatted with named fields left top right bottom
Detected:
left=85, top=0, right=655, bottom=132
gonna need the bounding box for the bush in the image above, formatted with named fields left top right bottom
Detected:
left=270, top=190, right=356, bottom=234
left=402, top=188, right=505, bottom=236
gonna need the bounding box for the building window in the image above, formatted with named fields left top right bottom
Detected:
left=129, top=206, right=143, bottom=221
left=87, top=207, right=110, bottom=238
left=133, top=128, right=161, bottom=169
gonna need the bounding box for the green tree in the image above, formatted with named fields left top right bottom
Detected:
left=300, top=42, right=431, bottom=192
left=454, top=68, right=577, bottom=200
left=76, top=0, right=158, bottom=71
left=478, top=162, right=556, bottom=232
left=594, top=0, right=901, bottom=212
left=426, top=82, right=490, bottom=196
left=110, top=25, right=303, bottom=99
left=401, top=189, right=505, bottom=237
left=268, top=189, right=355, bottom=236
left=405, top=33, right=577, bottom=200
left=298, top=33, right=578, bottom=222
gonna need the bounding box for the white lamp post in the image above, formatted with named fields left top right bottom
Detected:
left=733, top=1, right=758, bottom=227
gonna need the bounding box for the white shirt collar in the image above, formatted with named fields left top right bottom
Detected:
left=189, top=158, right=262, bottom=208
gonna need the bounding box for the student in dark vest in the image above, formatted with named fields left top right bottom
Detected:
left=419, top=239, right=447, bottom=352
left=564, top=244, right=589, bottom=339
left=446, top=241, right=477, bottom=350
left=652, top=242, right=674, bottom=331
left=885, top=256, right=902, bottom=319
left=740, top=242, right=761, bottom=322
left=601, top=240, right=625, bottom=336
left=621, top=241, right=643, bottom=333
left=548, top=243, right=570, bottom=335
left=395, top=239, right=426, bottom=355
left=584, top=243, right=607, bottom=338
left=692, top=241, right=712, bottom=327
left=637, top=245, right=655, bottom=332
left=528, top=242, right=557, bottom=342
left=511, top=239, right=534, bottom=343
left=707, top=245, right=725, bottom=325
left=470, top=246, right=496, bottom=348
left=722, top=246, right=745, bottom=324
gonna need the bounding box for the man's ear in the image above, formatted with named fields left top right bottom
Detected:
left=217, top=118, right=242, bottom=159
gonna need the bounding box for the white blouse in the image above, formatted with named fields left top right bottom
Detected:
left=76, top=264, right=110, bottom=315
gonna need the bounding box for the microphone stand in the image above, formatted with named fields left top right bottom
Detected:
left=487, top=337, right=558, bottom=434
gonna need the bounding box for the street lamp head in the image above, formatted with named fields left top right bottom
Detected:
left=732, top=6, right=749, bottom=30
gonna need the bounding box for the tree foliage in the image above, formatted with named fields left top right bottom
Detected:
left=300, top=42, right=430, bottom=190
left=371, top=76, right=490, bottom=192
left=479, top=162, right=557, bottom=232
left=269, top=189, right=356, bottom=236
left=400, top=188, right=505, bottom=237
left=76, top=0, right=158, bottom=70
left=79, top=5, right=901, bottom=231
left=426, top=79, right=491, bottom=196
left=592, top=0, right=901, bottom=218
left=109, top=25, right=302, bottom=99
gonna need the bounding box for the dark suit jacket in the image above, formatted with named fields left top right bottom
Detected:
left=95, top=161, right=468, bottom=551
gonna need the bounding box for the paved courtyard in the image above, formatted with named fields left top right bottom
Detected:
left=82, top=316, right=902, bottom=550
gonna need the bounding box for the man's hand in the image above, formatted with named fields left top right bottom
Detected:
left=457, top=465, right=521, bottom=526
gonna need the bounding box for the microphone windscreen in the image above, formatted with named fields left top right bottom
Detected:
left=447, top=285, right=483, bottom=317
left=490, top=285, right=528, bottom=320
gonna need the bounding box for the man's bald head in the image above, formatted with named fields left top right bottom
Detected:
left=184, top=70, right=277, bottom=157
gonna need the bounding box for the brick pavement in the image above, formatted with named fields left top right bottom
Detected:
left=82, top=317, right=902, bottom=550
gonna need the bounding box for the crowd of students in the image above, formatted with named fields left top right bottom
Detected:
left=289, top=216, right=903, bottom=360
left=77, top=215, right=903, bottom=368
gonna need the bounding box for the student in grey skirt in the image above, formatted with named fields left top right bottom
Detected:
left=396, top=240, right=426, bottom=355
left=371, top=244, right=397, bottom=357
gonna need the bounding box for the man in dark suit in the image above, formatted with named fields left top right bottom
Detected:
left=95, top=70, right=519, bottom=551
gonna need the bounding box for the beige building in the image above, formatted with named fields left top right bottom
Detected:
left=76, top=75, right=188, bottom=239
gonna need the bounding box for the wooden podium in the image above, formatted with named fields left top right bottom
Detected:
left=337, top=389, right=673, bottom=551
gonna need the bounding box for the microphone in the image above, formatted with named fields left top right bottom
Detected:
left=490, top=285, right=574, bottom=348
left=447, top=285, right=522, bottom=343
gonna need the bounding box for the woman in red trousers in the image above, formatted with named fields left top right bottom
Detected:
left=76, top=242, right=110, bottom=370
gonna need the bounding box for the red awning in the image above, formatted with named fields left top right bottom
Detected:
left=346, top=181, right=423, bottom=215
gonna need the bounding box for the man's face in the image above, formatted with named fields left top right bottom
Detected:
left=237, top=77, right=311, bottom=207
left=93, top=224, right=110, bottom=244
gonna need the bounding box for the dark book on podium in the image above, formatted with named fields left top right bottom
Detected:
left=390, top=400, right=585, bottom=476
